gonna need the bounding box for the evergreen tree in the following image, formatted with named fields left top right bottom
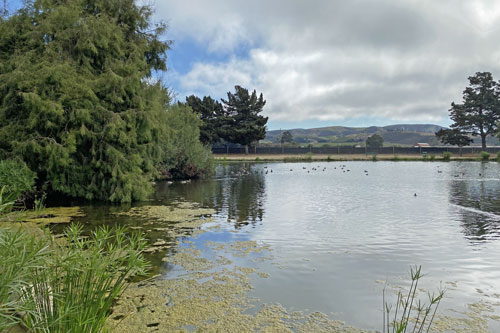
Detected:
left=0, top=0, right=171, bottom=202
left=185, top=95, right=225, bottom=145
left=448, top=72, right=500, bottom=149
left=221, top=86, right=268, bottom=154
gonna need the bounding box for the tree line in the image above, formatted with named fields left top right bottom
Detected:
left=182, top=86, right=268, bottom=154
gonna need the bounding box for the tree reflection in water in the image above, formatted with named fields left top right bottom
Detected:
left=154, top=163, right=266, bottom=229
left=448, top=163, right=500, bottom=243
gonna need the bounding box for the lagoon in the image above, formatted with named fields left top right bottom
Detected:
left=76, top=161, right=500, bottom=331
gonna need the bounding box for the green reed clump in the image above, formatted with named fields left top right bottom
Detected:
left=479, top=151, right=490, bottom=161
left=0, top=224, right=148, bottom=332
left=0, top=159, right=36, bottom=213
left=383, top=265, right=445, bottom=333
left=429, top=154, right=435, bottom=161
left=442, top=152, right=452, bottom=161
left=497, top=152, right=500, bottom=162
left=371, top=154, right=378, bottom=161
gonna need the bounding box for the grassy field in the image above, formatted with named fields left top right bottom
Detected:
left=214, top=153, right=491, bottom=162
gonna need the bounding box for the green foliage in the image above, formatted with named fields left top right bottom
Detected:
left=0, top=224, right=147, bottom=332
left=0, top=159, right=36, bottom=211
left=435, top=129, right=473, bottom=147
left=366, top=134, right=384, bottom=148
left=422, top=154, right=428, bottom=161
left=429, top=154, right=435, bottom=161
left=221, top=86, right=268, bottom=153
left=0, top=228, right=50, bottom=331
left=185, top=95, right=226, bottom=145
left=162, top=104, right=214, bottom=179
left=449, top=72, right=500, bottom=149
left=0, top=0, right=172, bottom=202
left=479, top=151, right=490, bottom=161
left=280, top=131, right=294, bottom=144
left=497, top=152, right=500, bottom=162
left=443, top=152, right=452, bottom=161
left=383, top=266, right=445, bottom=333
left=371, top=154, right=378, bottom=161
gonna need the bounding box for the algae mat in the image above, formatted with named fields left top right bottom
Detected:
left=108, top=203, right=368, bottom=332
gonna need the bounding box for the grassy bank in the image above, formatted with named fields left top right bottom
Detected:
left=214, top=153, right=494, bottom=162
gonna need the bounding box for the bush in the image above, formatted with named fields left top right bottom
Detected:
left=162, top=104, right=214, bottom=179
left=497, top=151, right=500, bottom=162
left=0, top=160, right=36, bottom=213
left=442, top=152, right=452, bottom=161
left=429, top=154, right=435, bottom=161
left=479, top=151, right=490, bottom=161
left=0, top=224, right=147, bottom=332
left=371, top=154, right=378, bottom=161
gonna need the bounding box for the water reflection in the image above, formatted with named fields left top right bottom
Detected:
left=447, top=163, right=500, bottom=243
left=154, top=163, right=266, bottom=228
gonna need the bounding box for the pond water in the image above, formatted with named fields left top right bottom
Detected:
left=74, top=161, right=500, bottom=331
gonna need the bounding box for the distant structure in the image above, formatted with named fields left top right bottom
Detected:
left=413, top=143, right=430, bottom=148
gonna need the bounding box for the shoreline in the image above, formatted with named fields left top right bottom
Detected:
left=214, top=153, right=497, bottom=162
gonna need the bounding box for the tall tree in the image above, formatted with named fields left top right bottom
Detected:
left=185, top=95, right=225, bottom=145
left=221, top=86, right=268, bottom=154
left=365, top=134, right=384, bottom=148
left=448, top=72, right=500, bottom=149
left=0, top=0, right=171, bottom=202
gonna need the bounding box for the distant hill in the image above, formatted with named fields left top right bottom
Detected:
left=264, top=124, right=500, bottom=146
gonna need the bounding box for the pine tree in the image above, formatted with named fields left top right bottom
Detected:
left=221, top=86, right=268, bottom=154
left=449, top=72, right=500, bottom=149
left=0, top=0, right=171, bottom=202
left=185, top=95, right=225, bottom=145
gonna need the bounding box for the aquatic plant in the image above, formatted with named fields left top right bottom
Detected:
left=479, top=151, right=490, bottom=161
left=0, top=228, right=50, bottom=331
left=0, top=159, right=36, bottom=211
left=442, top=152, right=452, bottom=161
left=0, top=224, right=148, bottom=332
left=383, top=265, right=445, bottom=333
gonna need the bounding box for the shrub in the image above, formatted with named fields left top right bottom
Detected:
left=497, top=151, right=500, bottom=162
left=442, top=152, right=452, bottom=161
left=429, top=154, right=435, bottom=161
left=371, top=154, right=378, bottom=161
left=305, top=152, right=313, bottom=161
left=479, top=151, right=490, bottom=161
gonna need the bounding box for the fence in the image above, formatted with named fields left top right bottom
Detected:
left=212, top=146, right=500, bottom=155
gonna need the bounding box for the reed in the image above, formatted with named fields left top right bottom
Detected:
left=383, top=265, right=445, bottom=333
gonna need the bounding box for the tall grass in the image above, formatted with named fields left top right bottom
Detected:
left=0, top=224, right=148, bottom=332
left=0, top=159, right=36, bottom=212
left=383, top=265, right=445, bottom=333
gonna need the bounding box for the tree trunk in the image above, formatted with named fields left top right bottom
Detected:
left=245, top=145, right=249, bottom=155
left=481, top=134, right=487, bottom=149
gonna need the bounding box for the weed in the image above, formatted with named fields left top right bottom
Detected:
left=442, top=152, right=452, bottom=161
left=429, top=154, right=435, bottom=161
left=371, top=154, right=378, bottom=161
left=497, top=151, right=500, bottom=162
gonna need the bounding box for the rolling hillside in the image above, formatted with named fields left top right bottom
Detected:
left=264, top=124, right=500, bottom=146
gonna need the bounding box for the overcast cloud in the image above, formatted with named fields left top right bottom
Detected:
left=154, top=0, right=500, bottom=127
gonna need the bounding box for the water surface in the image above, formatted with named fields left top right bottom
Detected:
left=77, top=161, right=500, bottom=330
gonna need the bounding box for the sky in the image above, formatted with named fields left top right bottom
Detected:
left=7, top=0, right=500, bottom=130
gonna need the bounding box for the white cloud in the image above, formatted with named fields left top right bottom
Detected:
left=153, top=0, right=500, bottom=125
